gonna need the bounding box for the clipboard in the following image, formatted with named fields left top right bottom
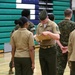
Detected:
left=34, top=34, right=51, bottom=41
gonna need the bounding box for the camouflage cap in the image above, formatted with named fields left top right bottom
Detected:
left=39, top=10, right=48, bottom=20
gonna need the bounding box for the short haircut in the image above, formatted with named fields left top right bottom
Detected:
left=48, top=14, right=54, bottom=21
left=21, top=9, right=30, bottom=17
left=39, top=9, right=48, bottom=20
left=64, top=8, right=72, bottom=17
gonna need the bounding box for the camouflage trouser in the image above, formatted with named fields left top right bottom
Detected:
left=56, top=45, right=68, bottom=75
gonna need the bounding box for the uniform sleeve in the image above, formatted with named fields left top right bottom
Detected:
left=10, top=35, right=15, bottom=48
left=28, top=21, right=35, bottom=31
left=70, top=22, right=75, bottom=32
left=68, top=32, right=73, bottom=60
left=52, top=22, right=60, bottom=34
left=29, top=33, right=35, bottom=47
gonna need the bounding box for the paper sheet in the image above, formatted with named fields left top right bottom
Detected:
left=34, top=34, right=51, bottom=41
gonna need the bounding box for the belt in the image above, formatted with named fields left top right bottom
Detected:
left=40, top=45, right=54, bottom=49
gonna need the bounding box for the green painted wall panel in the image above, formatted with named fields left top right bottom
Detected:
left=0, top=27, right=14, bottom=32
left=0, top=45, right=4, bottom=50
left=55, top=16, right=64, bottom=20
left=0, top=3, right=16, bottom=8
left=0, top=21, right=14, bottom=26
left=0, top=0, right=16, bottom=3
left=53, top=6, right=70, bottom=10
left=53, top=1, right=70, bottom=6
left=0, top=15, right=21, bottom=20
left=0, top=9, right=22, bottom=15
left=53, top=11, right=64, bottom=15
left=72, top=14, right=74, bottom=21
left=0, top=38, right=10, bottom=43
left=55, top=20, right=62, bottom=24
left=53, top=0, right=70, bottom=1
left=0, top=33, right=11, bottom=38
left=53, top=0, right=70, bottom=24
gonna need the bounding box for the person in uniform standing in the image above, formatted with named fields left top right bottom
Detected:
left=48, top=14, right=55, bottom=21
left=56, top=8, right=75, bottom=75
left=10, top=17, right=35, bottom=75
left=21, top=9, right=35, bottom=33
left=68, top=29, right=75, bottom=75
left=8, top=9, right=35, bottom=74
left=36, top=10, right=60, bottom=75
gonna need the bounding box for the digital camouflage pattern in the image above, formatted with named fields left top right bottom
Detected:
left=57, top=19, right=75, bottom=75
left=27, top=21, right=35, bottom=32
left=58, top=19, right=75, bottom=46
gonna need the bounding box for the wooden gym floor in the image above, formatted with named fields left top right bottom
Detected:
left=0, top=48, right=70, bottom=75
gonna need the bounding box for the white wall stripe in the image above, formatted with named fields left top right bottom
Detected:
left=30, top=10, right=35, bottom=14
left=30, top=15, right=35, bottom=19
left=16, top=3, right=36, bottom=19
left=72, top=0, right=75, bottom=10
left=16, top=0, right=21, bottom=3
left=16, top=4, right=35, bottom=9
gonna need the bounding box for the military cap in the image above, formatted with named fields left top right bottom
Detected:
left=39, top=10, right=48, bottom=20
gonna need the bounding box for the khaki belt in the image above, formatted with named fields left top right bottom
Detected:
left=40, top=45, right=54, bottom=49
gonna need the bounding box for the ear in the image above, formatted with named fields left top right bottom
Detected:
left=47, top=16, right=48, bottom=19
left=25, top=22, right=28, bottom=25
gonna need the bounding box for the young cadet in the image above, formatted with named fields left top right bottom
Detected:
left=48, top=14, right=55, bottom=21
left=10, top=17, right=35, bottom=75
left=9, top=9, right=35, bottom=74
left=21, top=9, right=35, bottom=34
left=56, top=8, right=75, bottom=75
left=68, top=29, right=75, bottom=75
left=36, top=10, right=60, bottom=75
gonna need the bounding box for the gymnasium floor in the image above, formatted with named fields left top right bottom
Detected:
left=0, top=48, right=70, bottom=75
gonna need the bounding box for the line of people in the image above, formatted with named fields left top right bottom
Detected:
left=9, top=8, right=75, bottom=75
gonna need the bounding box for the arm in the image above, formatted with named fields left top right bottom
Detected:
left=42, top=22, right=60, bottom=40
left=68, top=32, right=73, bottom=68
left=68, top=33, right=73, bottom=61
left=10, top=35, right=16, bottom=67
left=56, top=40, right=63, bottom=48
left=42, top=31, right=60, bottom=40
left=56, top=40, right=68, bottom=53
left=28, top=21, right=35, bottom=34
left=11, top=46, right=16, bottom=62
left=29, top=33, right=35, bottom=70
left=48, top=32, right=60, bottom=40
left=29, top=46, right=35, bottom=70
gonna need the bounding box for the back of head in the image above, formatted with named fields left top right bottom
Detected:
left=64, top=8, right=72, bottom=17
left=48, top=14, right=54, bottom=21
left=14, top=20, right=19, bottom=25
left=39, top=9, right=48, bottom=20
left=18, top=17, right=28, bottom=28
left=21, top=9, right=30, bottom=17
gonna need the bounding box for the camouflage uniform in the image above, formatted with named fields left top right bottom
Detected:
left=57, top=19, right=75, bottom=75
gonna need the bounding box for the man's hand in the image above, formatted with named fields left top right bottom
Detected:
left=60, top=46, right=68, bottom=53
left=34, top=35, right=39, bottom=42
